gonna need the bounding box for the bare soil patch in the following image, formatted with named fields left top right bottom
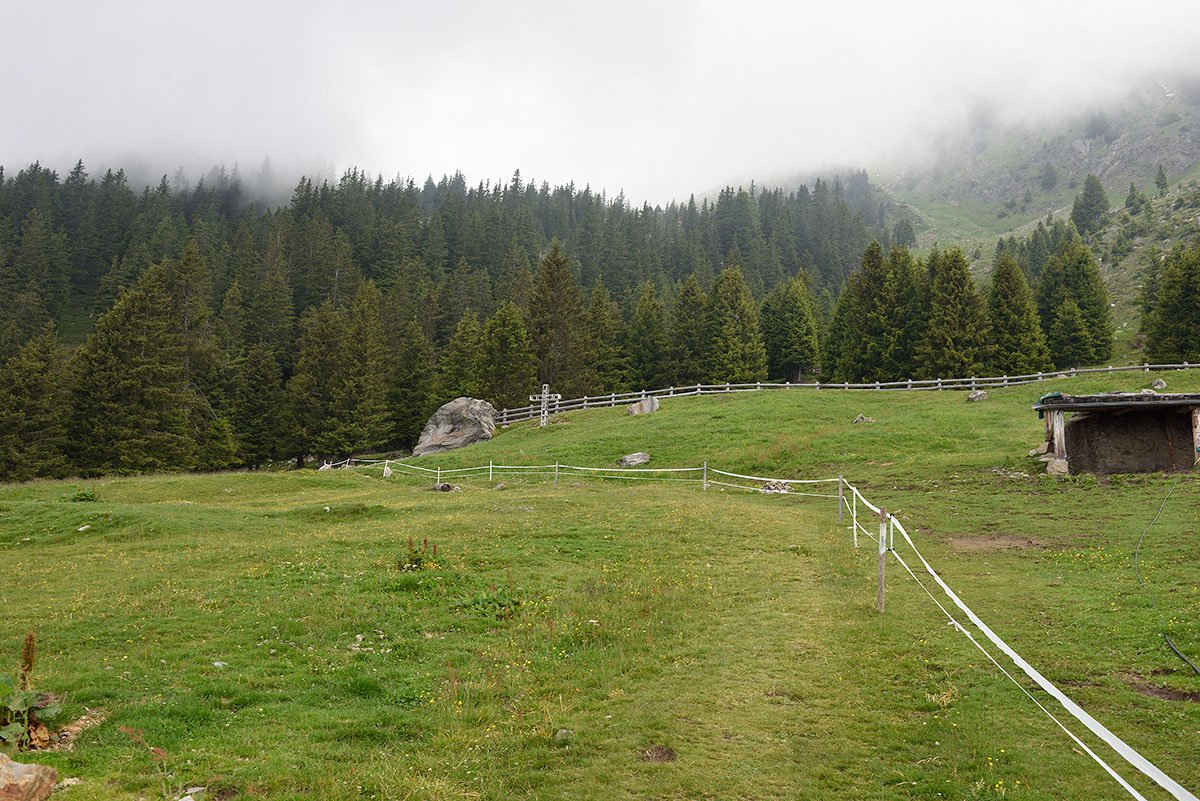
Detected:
left=1128, top=677, right=1200, bottom=703
left=947, top=534, right=1043, bottom=552
left=640, top=744, right=677, bottom=762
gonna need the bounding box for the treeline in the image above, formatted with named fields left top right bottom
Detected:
left=0, top=160, right=886, bottom=479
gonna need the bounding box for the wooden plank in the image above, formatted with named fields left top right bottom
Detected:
left=1051, top=410, right=1067, bottom=459
left=1193, top=408, right=1200, bottom=468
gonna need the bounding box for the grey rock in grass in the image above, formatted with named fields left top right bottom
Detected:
left=967, top=390, right=988, bottom=402
left=618, top=452, right=651, bottom=467
left=492, top=483, right=507, bottom=491
left=1028, top=442, right=1049, bottom=457
left=1152, top=378, right=1167, bottom=390
left=554, top=728, right=574, bottom=744
left=852, top=413, right=874, bottom=424
left=1045, top=458, right=1069, bottom=475
left=414, top=397, right=497, bottom=456
left=626, top=396, right=659, bottom=416
left=0, top=753, right=57, bottom=801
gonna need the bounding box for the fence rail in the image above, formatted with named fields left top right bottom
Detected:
left=495, top=362, right=1198, bottom=424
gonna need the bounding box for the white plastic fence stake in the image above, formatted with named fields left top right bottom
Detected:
left=702, top=461, right=708, bottom=490
left=489, top=461, right=493, bottom=481
left=878, top=508, right=887, bottom=613
left=837, top=475, right=844, bottom=524
left=852, top=491, right=858, bottom=548
left=554, top=462, right=559, bottom=486
left=436, top=467, right=441, bottom=486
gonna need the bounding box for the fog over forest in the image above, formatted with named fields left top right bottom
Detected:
left=5, top=0, right=1200, bottom=204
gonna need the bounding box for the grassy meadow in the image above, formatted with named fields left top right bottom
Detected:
left=2, top=371, right=1199, bottom=799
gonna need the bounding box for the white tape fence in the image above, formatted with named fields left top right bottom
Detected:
left=341, top=456, right=1196, bottom=800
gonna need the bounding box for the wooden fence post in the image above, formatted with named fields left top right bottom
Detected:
left=877, top=507, right=887, bottom=613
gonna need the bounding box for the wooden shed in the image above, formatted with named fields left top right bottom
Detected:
left=1032, top=392, right=1200, bottom=474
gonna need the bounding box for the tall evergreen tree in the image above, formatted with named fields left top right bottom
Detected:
left=1047, top=298, right=1094, bottom=368
left=390, top=320, right=438, bottom=447
left=527, top=241, right=590, bottom=394
left=986, top=253, right=1051, bottom=375
left=439, top=310, right=486, bottom=399
left=1144, top=244, right=1200, bottom=362
left=1035, top=237, right=1113, bottom=363
left=1155, top=163, right=1169, bottom=197
left=760, top=277, right=819, bottom=382
left=916, top=247, right=990, bottom=378
left=706, top=263, right=767, bottom=382
left=287, top=302, right=351, bottom=463
left=585, top=282, right=628, bottom=392
left=0, top=325, right=69, bottom=481
left=1070, top=174, right=1109, bottom=236
left=480, top=302, right=538, bottom=410
left=666, top=273, right=708, bottom=386
left=336, top=281, right=392, bottom=453
left=231, top=343, right=289, bottom=467
left=624, top=282, right=668, bottom=389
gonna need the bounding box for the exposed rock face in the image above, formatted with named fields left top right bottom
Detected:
left=627, top=396, right=659, bottom=416
left=0, top=753, right=57, bottom=801
left=1152, top=378, right=1167, bottom=390
left=618, top=452, right=650, bottom=467
left=967, top=390, right=988, bottom=402
left=413, top=397, right=497, bottom=456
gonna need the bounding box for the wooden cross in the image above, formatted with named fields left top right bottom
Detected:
left=530, top=383, right=561, bottom=426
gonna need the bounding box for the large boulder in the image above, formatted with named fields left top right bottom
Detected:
left=0, top=753, right=57, bottom=801
left=627, top=396, right=659, bottom=416
left=618, top=452, right=651, bottom=467
left=413, top=397, right=497, bottom=456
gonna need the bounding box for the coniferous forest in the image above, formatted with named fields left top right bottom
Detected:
left=2, top=160, right=1181, bottom=480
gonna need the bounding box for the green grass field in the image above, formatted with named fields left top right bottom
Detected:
left=2, top=372, right=1199, bottom=799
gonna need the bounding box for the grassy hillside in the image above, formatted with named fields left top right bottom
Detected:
left=2, top=374, right=1199, bottom=799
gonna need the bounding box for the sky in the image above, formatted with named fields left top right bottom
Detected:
left=5, top=0, right=1200, bottom=204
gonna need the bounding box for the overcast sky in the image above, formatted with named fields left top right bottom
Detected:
left=5, top=0, right=1199, bottom=204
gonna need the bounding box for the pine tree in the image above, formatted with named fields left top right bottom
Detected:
left=760, top=277, right=819, bottom=382
left=527, top=241, right=590, bottom=394
left=479, top=302, right=538, bottom=410
left=1036, top=237, right=1113, bottom=364
left=439, top=310, right=486, bottom=399
left=1145, top=245, right=1200, bottom=362
left=986, top=254, right=1051, bottom=374
left=390, top=320, right=438, bottom=447
left=1047, top=298, right=1094, bottom=368
left=916, top=247, right=990, bottom=378
left=706, top=263, right=767, bottom=382
left=231, top=343, right=289, bottom=467
left=336, top=281, right=392, bottom=454
left=625, top=282, right=668, bottom=389
left=1155, top=163, right=1169, bottom=197
left=1070, top=174, right=1109, bottom=236
left=666, top=273, right=708, bottom=386
left=0, top=324, right=69, bottom=481
left=287, top=302, right=351, bottom=464
left=586, top=282, right=628, bottom=392
left=69, top=267, right=194, bottom=474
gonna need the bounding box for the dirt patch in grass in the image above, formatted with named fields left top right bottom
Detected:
left=640, top=745, right=677, bottom=762
left=947, top=533, right=1043, bottom=552
left=47, top=708, right=106, bottom=751
left=1128, top=677, right=1200, bottom=703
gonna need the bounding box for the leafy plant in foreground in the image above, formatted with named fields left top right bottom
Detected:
left=0, top=633, right=61, bottom=750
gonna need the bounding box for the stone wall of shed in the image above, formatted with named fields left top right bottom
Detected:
left=1064, top=409, right=1195, bottom=474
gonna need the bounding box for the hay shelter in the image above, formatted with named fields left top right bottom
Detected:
left=1032, top=392, right=1200, bottom=475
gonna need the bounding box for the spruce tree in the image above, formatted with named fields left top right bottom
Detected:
left=586, top=282, right=628, bottom=392
left=232, top=343, right=289, bottom=467
left=1047, top=298, right=1094, bottom=368
left=1145, top=245, right=1200, bottom=362
left=916, top=247, right=990, bottom=378
left=625, top=282, right=668, bottom=389
left=390, top=320, right=438, bottom=448
left=706, top=263, right=767, bottom=382
left=987, top=253, right=1051, bottom=375
left=287, top=302, right=351, bottom=464
left=439, top=310, right=486, bottom=399
left=69, top=266, right=195, bottom=474
left=0, top=324, right=69, bottom=481
left=1070, top=174, right=1109, bottom=236
left=480, top=302, right=538, bottom=410
left=760, top=277, right=819, bottom=382
left=1036, top=237, right=1113, bottom=364
left=1155, top=163, right=1169, bottom=197
left=527, top=241, right=590, bottom=394
left=336, top=281, right=392, bottom=454
left=666, top=273, right=708, bottom=386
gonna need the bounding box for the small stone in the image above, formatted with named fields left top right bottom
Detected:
left=967, top=390, right=987, bottom=402
left=852, top=413, right=874, bottom=424
left=0, top=753, right=57, bottom=801
left=1045, top=458, right=1069, bottom=475
left=618, top=452, right=651, bottom=468
left=492, top=483, right=507, bottom=491
left=211, top=661, right=228, bottom=668
left=1152, top=378, right=1167, bottom=389
left=554, top=728, right=574, bottom=744
left=76, top=525, right=90, bottom=532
